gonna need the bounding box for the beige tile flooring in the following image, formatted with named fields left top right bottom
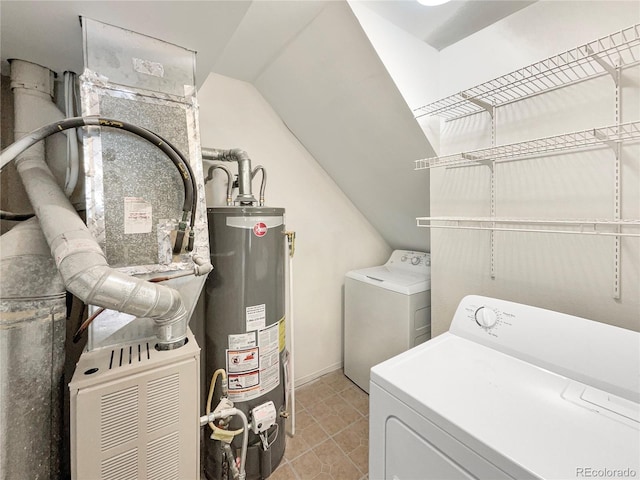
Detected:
left=271, top=370, right=369, bottom=480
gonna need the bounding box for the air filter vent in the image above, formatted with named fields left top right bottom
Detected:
left=101, top=448, right=138, bottom=480
left=101, top=385, right=139, bottom=451
left=146, top=432, right=180, bottom=480
left=147, top=373, right=180, bottom=433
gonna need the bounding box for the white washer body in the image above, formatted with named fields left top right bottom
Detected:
left=344, top=250, right=430, bottom=393
left=370, top=295, right=640, bottom=480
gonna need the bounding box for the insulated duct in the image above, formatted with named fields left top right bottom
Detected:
left=0, top=219, right=66, bottom=480
left=1, top=59, right=67, bottom=480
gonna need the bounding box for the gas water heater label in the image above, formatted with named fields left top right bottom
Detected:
left=258, top=322, right=280, bottom=396
left=227, top=371, right=260, bottom=392
left=228, top=332, right=256, bottom=350
left=123, top=197, right=152, bottom=234
left=246, top=304, right=266, bottom=331
left=226, top=321, right=281, bottom=403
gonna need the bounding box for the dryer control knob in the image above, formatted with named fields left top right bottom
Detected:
left=411, top=256, right=420, bottom=265
left=475, top=306, right=498, bottom=329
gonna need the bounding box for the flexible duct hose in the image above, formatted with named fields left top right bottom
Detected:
left=1, top=117, right=198, bottom=348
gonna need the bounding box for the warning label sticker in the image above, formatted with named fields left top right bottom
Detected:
left=258, top=322, right=280, bottom=395
left=227, top=347, right=259, bottom=374
left=246, top=304, right=266, bottom=331
left=227, top=371, right=260, bottom=391
left=226, top=320, right=282, bottom=403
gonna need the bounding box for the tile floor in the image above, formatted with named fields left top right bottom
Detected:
left=271, top=370, right=369, bottom=480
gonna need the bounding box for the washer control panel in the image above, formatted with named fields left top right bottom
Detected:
left=386, top=250, right=430, bottom=272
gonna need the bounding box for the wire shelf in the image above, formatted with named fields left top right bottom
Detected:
left=413, top=24, right=640, bottom=121
left=415, top=121, right=640, bottom=169
left=416, top=217, right=640, bottom=237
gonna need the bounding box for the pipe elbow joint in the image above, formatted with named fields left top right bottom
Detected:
left=154, top=300, right=189, bottom=350
left=64, top=262, right=189, bottom=349
left=192, top=254, right=213, bottom=277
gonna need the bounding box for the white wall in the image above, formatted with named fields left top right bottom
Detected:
left=197, top=73, right=391, bottom=384
left=348, top=1, right=441, bottom=110
left=348, top=1, right=442, bottom=153
left=430, top=1, right=640, bottom=335
left=253, top=2, right=434, bottom=252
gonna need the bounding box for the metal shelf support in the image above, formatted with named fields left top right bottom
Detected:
left=586, top=45, right=619, bottom=85
left=460, top=92, right=494, bottom=117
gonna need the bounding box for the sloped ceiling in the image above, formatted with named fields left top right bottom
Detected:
left=251, top=2, right=434, bottom=250
left=1, top=0, right=528, bottom=251
left=358, top=0, right=535, bottom=50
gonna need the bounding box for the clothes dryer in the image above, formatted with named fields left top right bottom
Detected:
left=370, top=295, right=640, bottom=479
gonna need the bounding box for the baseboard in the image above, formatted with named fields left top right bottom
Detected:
left=295, top=361, right=343, bottom=388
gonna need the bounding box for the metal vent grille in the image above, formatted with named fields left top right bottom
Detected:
left=101, top=448, right=138, bottom=480
left=146, top=431, right=180, bottom=480
left=101, top=385, right=139, bottom=451
left=109, top=342, right=152, bottom=369
left=147, top=373, right=180, bottom=433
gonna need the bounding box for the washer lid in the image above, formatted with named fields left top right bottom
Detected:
left=371, top=333, right=640, bottom=480
left=346, top=265, right=430, bottom=295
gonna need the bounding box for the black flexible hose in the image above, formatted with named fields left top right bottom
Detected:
left=0, top=210, right=35, bottom=221
left=151, top=132, right=198, bottom=251
left=1, top=116, right=196, bottom=251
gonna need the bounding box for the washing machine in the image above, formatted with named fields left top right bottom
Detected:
left=370, top=295, right=640, bottom=479
left=344, top=250, right=430, bottom=393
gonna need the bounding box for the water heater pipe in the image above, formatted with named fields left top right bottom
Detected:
left=205, top=164, right=234, bottom=205
left=199, top=407, right=248, bottom=480
left=1, top=120, right=197, bottom=348
left=251, top=165, right=267, bottom=207
left=284, top=231, right=296, bottom=435
left=201, top=147, right=257, bottom=205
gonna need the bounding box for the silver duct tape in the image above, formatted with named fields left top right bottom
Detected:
left=81, top=74, right=107, bottom=250
left=184, top=85, right=209, bottom=259
left=157, top=219, right=176, bottom=266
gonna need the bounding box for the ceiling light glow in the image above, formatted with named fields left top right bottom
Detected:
left=416, top=0, right=452, bottom=6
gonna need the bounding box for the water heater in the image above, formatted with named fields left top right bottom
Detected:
left=204, top=206, right=286, bottom=480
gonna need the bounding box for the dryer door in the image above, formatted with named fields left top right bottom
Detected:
left=370, top=383, right=518, bottom=480
left=386, top=417, right=475, bottom=480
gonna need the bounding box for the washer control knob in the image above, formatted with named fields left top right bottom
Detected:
left=411, top=256, right=420, bottom=265
left=475, top=306, right=498, bottom=329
